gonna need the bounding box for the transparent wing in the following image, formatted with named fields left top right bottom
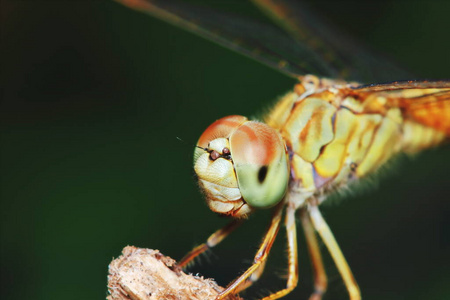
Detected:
left=251, top=0, right=412, bottom=82
left=351, top=80, right=450, bottom=134
left=114, top=0, right=340, bottom=78
left=115, top=0, right=414, bottom=83
left=353, top=80, right=450, bottom=92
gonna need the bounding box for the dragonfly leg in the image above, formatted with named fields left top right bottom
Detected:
left=259, top=203, right=298, bottom=300
left=178, top=219, right=244, bottom=268
left=216, top=202, right=284, bottom=299
left=236, top=202, right=300, bottom=297
left=300, top=208, right=327, bottom=300
left=233, top=260, right=267, bottom=294
left=309, top=205, right=361, bottom=300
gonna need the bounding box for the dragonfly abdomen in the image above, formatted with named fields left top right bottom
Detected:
left=401, top=120, right=447, bottom=153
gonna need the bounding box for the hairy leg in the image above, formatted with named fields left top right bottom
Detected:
left=217, top=203, right=284, bottom=299
left=300, top=208, right=327, bottom=300
left=179, top=219, right=244, bottom=268
left=309, top=205, right=360, bottom=300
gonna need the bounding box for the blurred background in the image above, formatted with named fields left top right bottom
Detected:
left=1, top=1, right=449, bottom=299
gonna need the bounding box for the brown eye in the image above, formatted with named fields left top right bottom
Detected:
left=210, top=150, right=220, bottom=160
left=222, top=147, right=230, bottom=155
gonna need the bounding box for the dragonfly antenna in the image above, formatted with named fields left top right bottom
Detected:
left=176, top=136, right=207, bottom=151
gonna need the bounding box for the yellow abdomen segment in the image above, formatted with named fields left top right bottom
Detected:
left=402, top=120, right=446, bottom=153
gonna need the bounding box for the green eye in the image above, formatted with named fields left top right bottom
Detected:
left=234, top=157, right=289, bottom=208
left=229, top=121, right=289, bottom=208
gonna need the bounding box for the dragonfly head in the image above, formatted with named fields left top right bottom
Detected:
left=194, top=115, right=289, bottom=218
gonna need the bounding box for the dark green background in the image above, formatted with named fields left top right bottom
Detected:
left=1, top=1, right=449, bottom=299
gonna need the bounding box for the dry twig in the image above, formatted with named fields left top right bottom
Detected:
left=107, top=246, right=241, bottom=300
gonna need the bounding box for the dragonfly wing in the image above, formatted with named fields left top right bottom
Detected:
left=353, top=80, right=450, bottom=91
left=114, top=0, right=359, bottom=79
left=351, top=80, right=450, bottom=134
left=251, top=0, right=412, bottom=82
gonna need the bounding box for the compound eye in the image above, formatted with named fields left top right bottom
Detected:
left=196, top=116, right=248, bottom=149
left=229, top=121, right=289, bottom=208
left=194, top=116, right=248, bottom=164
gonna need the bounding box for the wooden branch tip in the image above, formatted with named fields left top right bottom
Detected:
left=107, top=246, right=242, bottom=300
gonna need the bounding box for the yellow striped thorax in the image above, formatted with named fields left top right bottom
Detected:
left=265, top=76, right=446, bottom=197
left=194, top=115, right=289, bottom=218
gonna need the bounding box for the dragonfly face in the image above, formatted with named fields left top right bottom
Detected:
left=194, top=115, right=289, bottom=217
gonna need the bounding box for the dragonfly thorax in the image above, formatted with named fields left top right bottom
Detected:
left=194, top=115, right=290, bottom=218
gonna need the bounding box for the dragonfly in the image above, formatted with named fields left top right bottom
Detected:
left=115, top=1, right=449, bottom=299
